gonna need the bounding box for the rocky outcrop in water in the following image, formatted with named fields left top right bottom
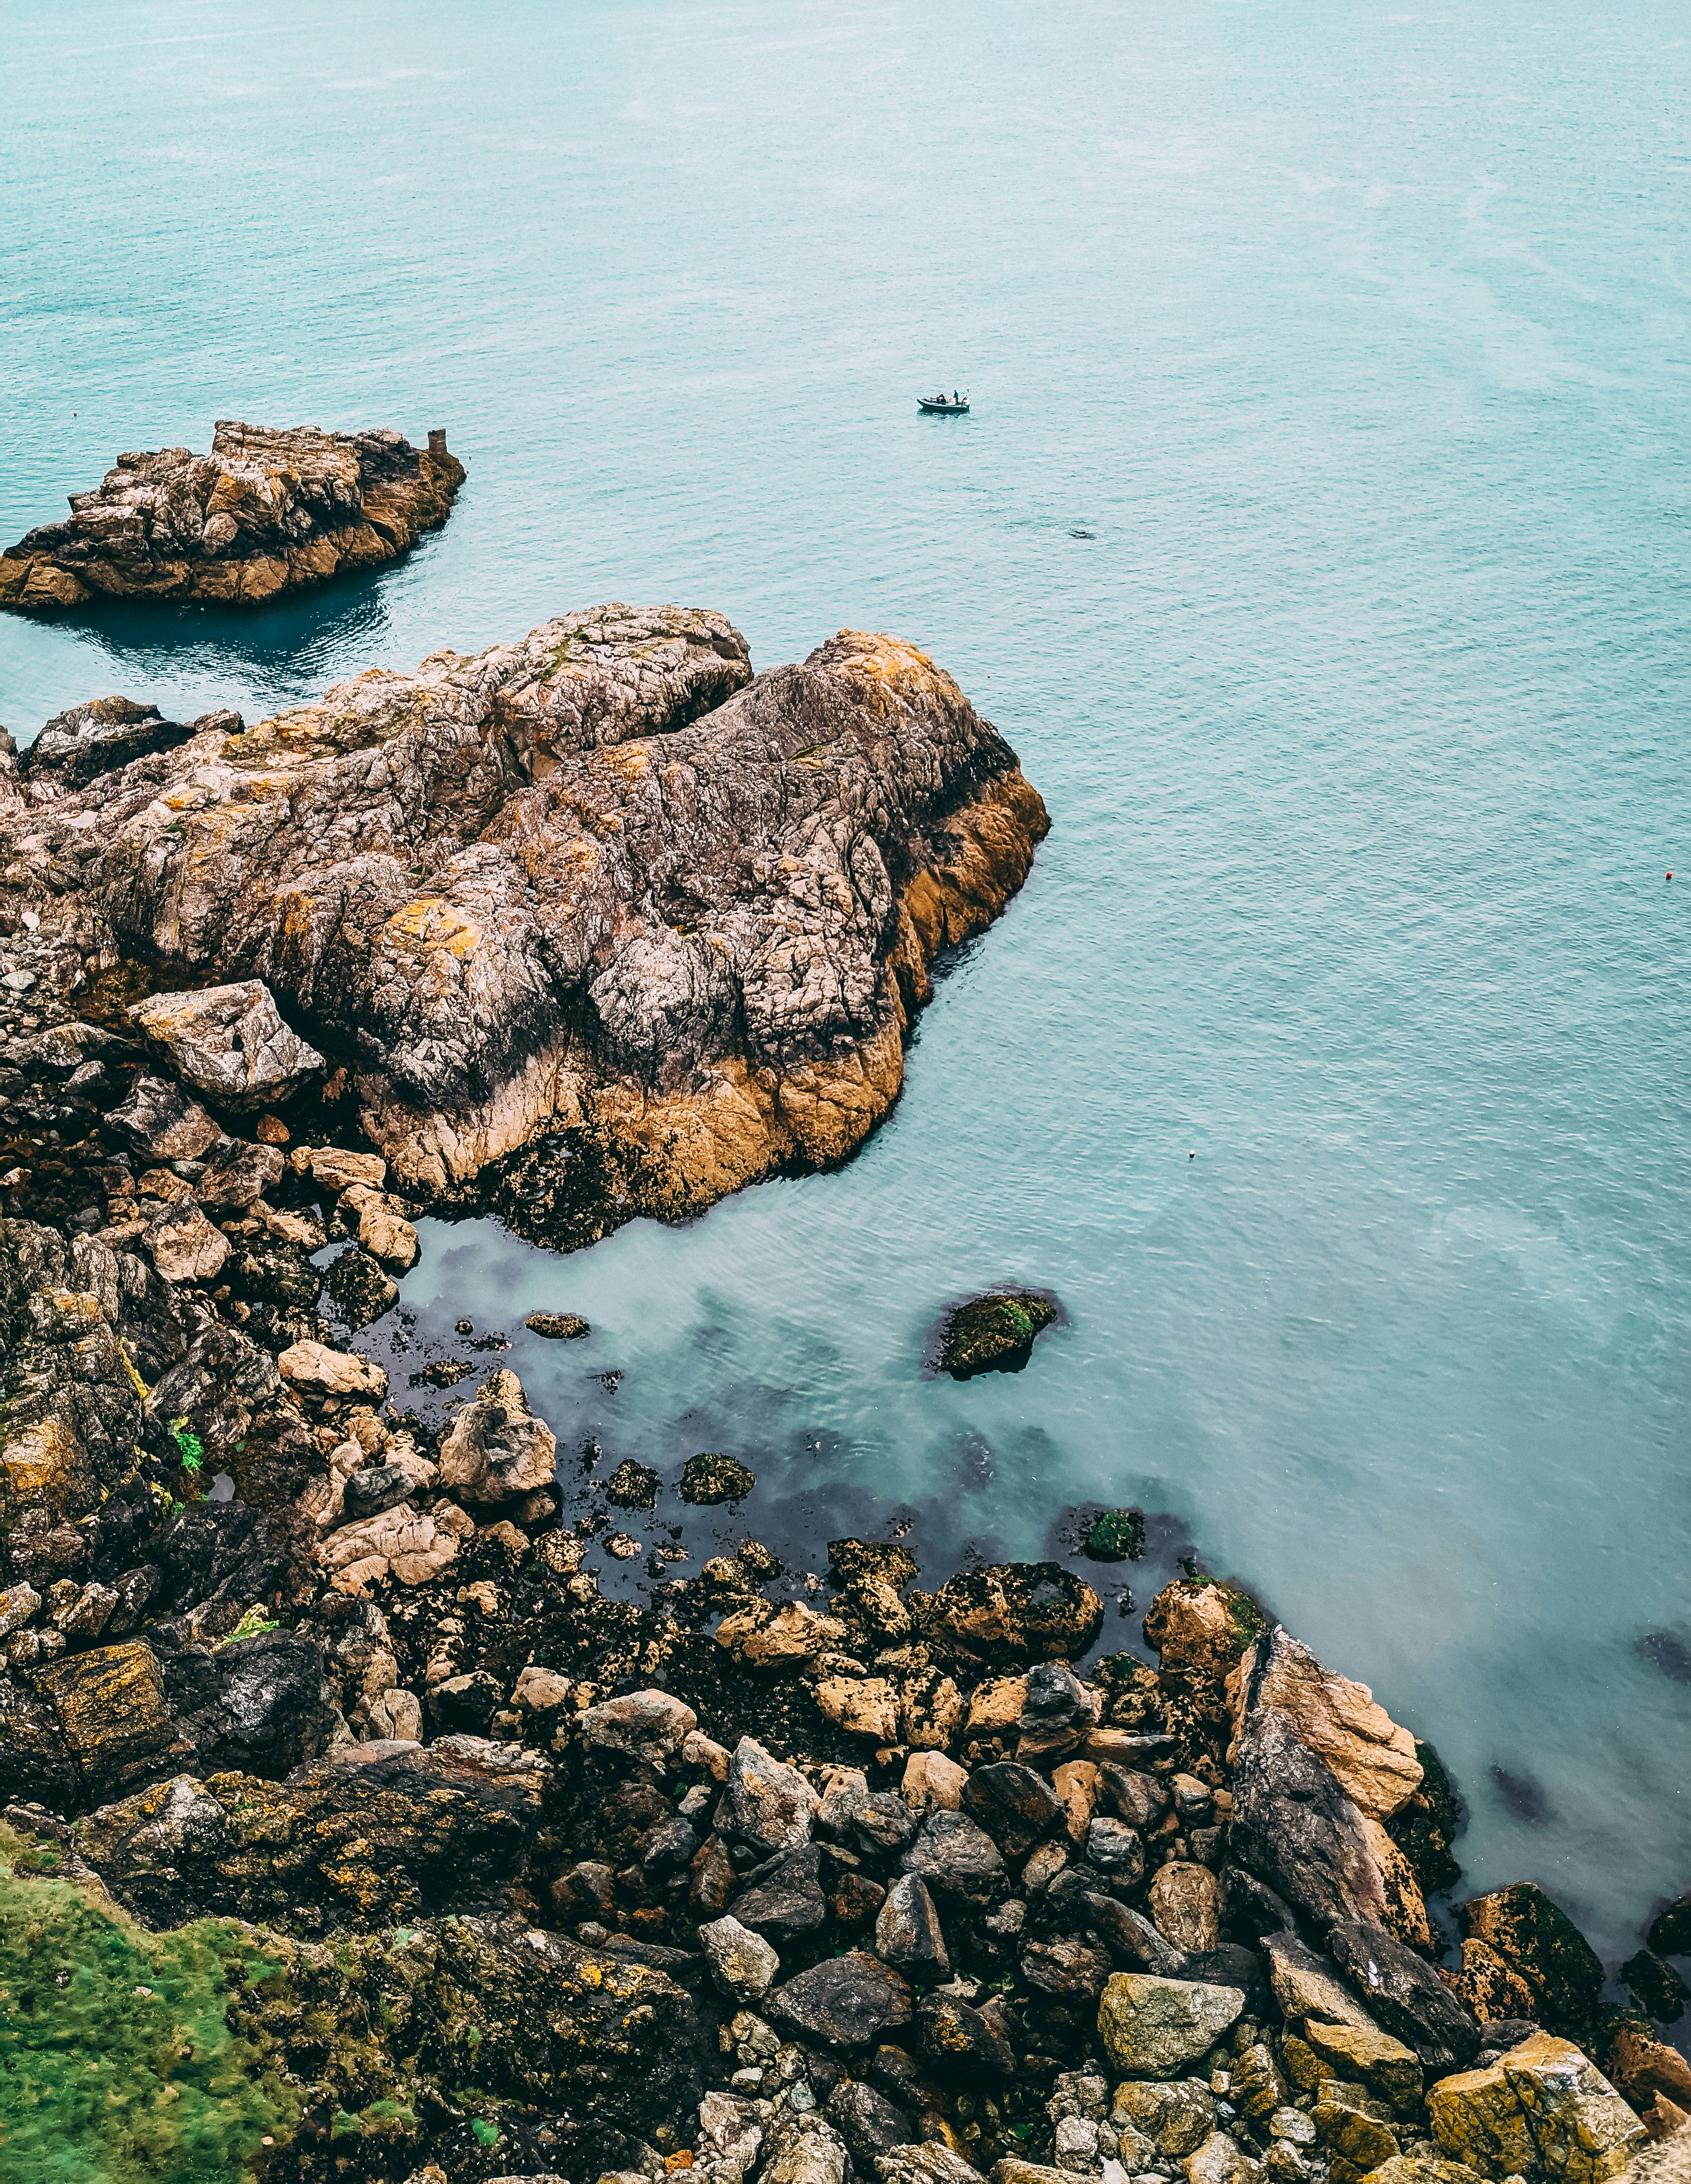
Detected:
left=0, top=607, right=1048, bottom=1245
left=0, top=420, right=465, bottom=609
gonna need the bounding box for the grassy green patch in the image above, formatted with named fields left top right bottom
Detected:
left=0, top=1825, right=297, bottom=2184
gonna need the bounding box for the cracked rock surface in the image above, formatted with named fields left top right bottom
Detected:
left=0, top=419, right=465, bottom=610
left=0, top=606, right=1048, bottom=1246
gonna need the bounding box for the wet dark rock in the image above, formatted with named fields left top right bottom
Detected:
left=900, top=1808, right=1006, bottom=1906
left=604, top=1459, right=658, bottom=1510
left=1085, top=1816, right=1145, bottom=1881
left=932, top=1289, right=1058, bottom=1378
left=1097, top=1762, right=1170, bottom=1830
left=161, top=1628, right=339, bottom=1778
left=1620, top=1948, right=1689, bottom=2025
left=339, top=1463, right=415, bottom=1526
left=323, top=1244, right=398, bottom=1328
left=768, top=1950, right=912, bottom=2046
left=733, top=1843, right=829, bottom=1937
left=1649, top=1892, right=1691, bottom=1956
left=679, top=1450, right=757, bottom=1503
left=826, top=2079, right=914, bottom=2166
left=961, top=1760, right=1067, bottom=1857
left=428, top=1669, right=506, bottom=1734
left=1328, top=1916, right=1481, bottom=2069
left=874, top=1872, right=951, bottom=1977
left=916, top=1990, right=1016, bottom=2074
left=525, top=1312, right=591, bottom=1339
left=1019, top=1935, right=1113, bottom=2000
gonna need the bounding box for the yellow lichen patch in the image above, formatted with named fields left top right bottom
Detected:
left=1, top=1415, right=80, bottom=1503
left=596, top=742, right=651, bottom=782
left=829, top=629, right=957, bottom=715
left=384, top=899, right=480, bottom=959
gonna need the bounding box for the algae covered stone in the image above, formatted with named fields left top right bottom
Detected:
left=1097, top=1971, right=1245, bottom=2077
left=681, top=1450, right=757, bottom=1503
left=932, top=1290, right=1058, bottom=1378
left=1082, top=1506, right=1146, bottom=1562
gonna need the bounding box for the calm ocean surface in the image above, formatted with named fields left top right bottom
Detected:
left=4, top=0, right=1688, bottom=1966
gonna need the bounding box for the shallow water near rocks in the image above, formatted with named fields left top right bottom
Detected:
left=6, top=0, right=1689, bottom=1966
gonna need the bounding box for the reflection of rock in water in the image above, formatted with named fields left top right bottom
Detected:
left=1492, top=1764, right=1552, bottom=1824
left=1637, top=1630, right=1691, bottom=1684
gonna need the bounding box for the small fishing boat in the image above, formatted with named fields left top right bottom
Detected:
left=918, top=391, right=970, bottom=414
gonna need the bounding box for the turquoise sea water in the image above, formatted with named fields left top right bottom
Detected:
left=5, top=0, right=1689, bottom=1970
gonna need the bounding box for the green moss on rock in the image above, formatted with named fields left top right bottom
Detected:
left=933, top=1290, right=1058, bottom=1379
left=0, top=1827, right=296, bottom=2184
left=1081, top=1507, right=1146, bottom=1563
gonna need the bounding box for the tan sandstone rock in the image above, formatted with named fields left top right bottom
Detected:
left=435, top=1371, right=556, bottom=1504
left=1229, top=1624, right=1421, bottom=1819
left=279, top=1339, right=389, bottom=1400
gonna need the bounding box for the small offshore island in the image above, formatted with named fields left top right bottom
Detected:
left=0, top=617, right=1684, bottom=2184
left=0, top=421, right=466, bottom=611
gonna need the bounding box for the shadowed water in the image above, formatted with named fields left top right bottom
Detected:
left=4, top=0, right=1689, bottom=1967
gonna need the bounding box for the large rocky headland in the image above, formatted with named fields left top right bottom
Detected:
left=0, top=619, right=1684, bottom=2184
left=0, top=421, right=466, bottom=611
left=0, top=607, right=1048, bottom=1247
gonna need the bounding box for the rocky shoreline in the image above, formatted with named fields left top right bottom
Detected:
left=0, top=422, right=466, bottom=611
left=0, top=641, right=1684, bottom=2184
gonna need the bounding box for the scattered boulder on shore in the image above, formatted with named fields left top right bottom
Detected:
left=130, top=980, right=324, bottom=1111
left=0, top=419, right=465, bottom=610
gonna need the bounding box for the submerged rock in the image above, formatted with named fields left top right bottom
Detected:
left=526, top=1309, right=591, bottom=1339
left=932, top=1289, right=1058, bottom=1378
left=0, top=419, right=464, bottom=610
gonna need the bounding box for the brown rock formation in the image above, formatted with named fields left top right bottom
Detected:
left=0, top=607, right=1048, bottom=1244
left=0, top=420, right=465, bottom=610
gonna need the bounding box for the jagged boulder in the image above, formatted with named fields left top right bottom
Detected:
left=0, top=420, right=464, bottom=610
left=131, top=982, right=324, bottom=1111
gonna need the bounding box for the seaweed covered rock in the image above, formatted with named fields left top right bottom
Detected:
left=922, top=1561, right=1103, bottom=1666
left=681, top=1450, right=757, bottom=1503
left=1457, top=1883, right=1607, bottom=2044
left=0, top=419, right=465, bottom=610
left=931, top=1290, right=1057, bottom=1378
left=1081, top=1506, right=1146, bottom=1562
left=70, top=1738, right=549, bottom=1932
